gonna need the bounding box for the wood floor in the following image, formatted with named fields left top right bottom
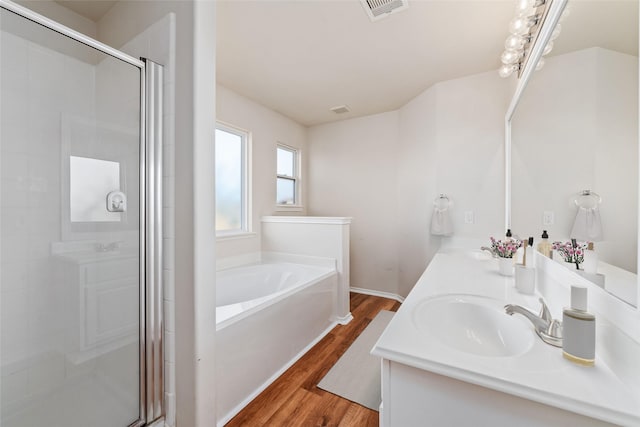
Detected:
left=225, top=292, right=402, bottom=427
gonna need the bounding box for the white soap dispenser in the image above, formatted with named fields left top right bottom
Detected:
left=562, top=285, right=596, bottom=366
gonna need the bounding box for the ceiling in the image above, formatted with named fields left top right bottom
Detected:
left=217, top=0, right=515, bottom=126
left=49, top=0, right=638, bottom=127
left=217, top=0, right=638, bottom=127
left=54, top=0, right=116, bottom=22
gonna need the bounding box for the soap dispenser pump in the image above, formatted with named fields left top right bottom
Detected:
left=562, top=285, right=596, bottom=366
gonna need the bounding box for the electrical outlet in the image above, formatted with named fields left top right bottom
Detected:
left=543, top=211, right=554, bottom=225
left=464, top=211, right=474, bottom=224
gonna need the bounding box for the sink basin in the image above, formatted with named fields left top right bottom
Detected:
left=412, top=294, right=535, bottom=357
left=440, top=248, right=493, bottom=261
left=466, top=250, right=493, bottom=261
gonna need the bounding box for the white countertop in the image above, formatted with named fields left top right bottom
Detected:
left=53, top=248, right=138, bottom=264
left=372, top=249, right=640, bottom=426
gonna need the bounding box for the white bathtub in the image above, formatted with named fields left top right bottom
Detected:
left=215, top=261, right=338, bottom=426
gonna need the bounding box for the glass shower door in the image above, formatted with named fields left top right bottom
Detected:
left=1, top=7, right=143, bottom=427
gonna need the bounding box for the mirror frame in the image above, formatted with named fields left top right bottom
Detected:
left=503, top=0, right=640, bottom=310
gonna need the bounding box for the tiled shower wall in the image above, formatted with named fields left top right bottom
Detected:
left=1, top=11, right=177, bottom=426
left=1, top=27, right=97, bottom=413
left=118, top=14, right=177, bottom=426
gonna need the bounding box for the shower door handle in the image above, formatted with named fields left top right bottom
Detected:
left=106, top=191, right=127, bottom=212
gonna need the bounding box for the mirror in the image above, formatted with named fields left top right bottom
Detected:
left=70, top=155, right=122, bottom=222
left=61, top=114, right=139, bottom=240
left=510, top=0, right=639, bottom=306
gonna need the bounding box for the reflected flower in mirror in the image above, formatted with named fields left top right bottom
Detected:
left=552, top=241, right=589, bottom=267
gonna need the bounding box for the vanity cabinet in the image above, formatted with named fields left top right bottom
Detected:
left=55, top=252, right=139, bottom=364
left=373, top=249, right=640, bottom=427
left=380, top=359, right=614, bottom=427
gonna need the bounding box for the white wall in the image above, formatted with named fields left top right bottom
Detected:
left=308, top=71, right=508, bottom=297
left=512, top=47, right=638, bottom=272
left=397, top=83, right=439, bottom=297
left=216, top=85, right=308, bottom=259
left=429, top=71, right=508, bottom=241
left=307, top=111, right=401, bottom=295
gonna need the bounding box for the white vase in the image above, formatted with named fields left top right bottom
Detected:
left=564, top=260, right=580, bottom=271
left=498, top=257, right=514, bottom=276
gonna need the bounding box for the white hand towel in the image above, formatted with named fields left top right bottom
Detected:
left=570, top=206, right=603, bottom=241
left=431, top=206, right=453, bottom=236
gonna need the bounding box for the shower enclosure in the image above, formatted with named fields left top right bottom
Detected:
left=0, top=1, right=164, bottom=426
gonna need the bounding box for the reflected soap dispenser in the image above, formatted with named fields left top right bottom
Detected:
left=562, top=285, right=596, bottom=366
left=537, top=230, right=552, bottom=258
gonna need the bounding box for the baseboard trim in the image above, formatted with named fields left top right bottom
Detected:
left=350, top=287, right=405, bottom=303
left=336, top=313, right=353, bottom=325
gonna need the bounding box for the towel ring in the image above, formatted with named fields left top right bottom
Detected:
left=434, top=193, right=450, bottom=210
left=573, top=190, right=601, bottom=209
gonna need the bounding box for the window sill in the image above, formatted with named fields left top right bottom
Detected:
left=275, top=205, right=305, bottom=213
left=216, top=231, right=257, bottom=241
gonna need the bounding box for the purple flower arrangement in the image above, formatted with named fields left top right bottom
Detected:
left=489, top=237, right=522, bottom=258
left=552, top=241, right=589, bottom=266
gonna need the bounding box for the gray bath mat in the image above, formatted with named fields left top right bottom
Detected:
left=317, top=310, right=395, bottom=411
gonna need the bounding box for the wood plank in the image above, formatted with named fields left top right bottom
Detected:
left=224, top=293, right=400, bottom=426
left=337, top=404, right=379, bottom=427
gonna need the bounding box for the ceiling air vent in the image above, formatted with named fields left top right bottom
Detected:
left=360, top=0, right=408, bottom=22
left=330, top=105, right=350, bottom=114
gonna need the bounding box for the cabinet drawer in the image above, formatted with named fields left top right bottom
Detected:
left=84, top=258, right=139, bottom=284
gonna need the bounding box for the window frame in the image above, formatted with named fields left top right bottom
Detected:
left=276, top=143, right=303, bottom=211
left=215, top=121, right=252, bottom=238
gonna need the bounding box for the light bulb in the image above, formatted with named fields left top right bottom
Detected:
left=505, top=35, right=525, bottom=50
left=543, top=40, right=554, bottom=56
left=501, top=49, right=522, bottom=65
left=515, top=0, right=535, bottom=16
left=515, top=0, right=533, bottom=12
left=550, top=24, right=562, bottom=40
left=508, top=17, right=530, bottom=35
left=515, top=0, right=545, bottom=16
left=535, top=57, right=545, bottom=71
left=499, top=64, right=517, bottom=78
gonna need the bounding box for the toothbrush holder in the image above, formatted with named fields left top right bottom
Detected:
left=515, top=265, right=536, bottom=294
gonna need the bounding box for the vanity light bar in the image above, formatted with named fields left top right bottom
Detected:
left=498, top=0, right=567, bottom=78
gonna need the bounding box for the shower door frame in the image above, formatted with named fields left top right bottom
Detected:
left=0, top=1, right=164, bottom=426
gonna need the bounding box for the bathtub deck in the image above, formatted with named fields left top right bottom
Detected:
left=224, top=292, right=401, bottom=427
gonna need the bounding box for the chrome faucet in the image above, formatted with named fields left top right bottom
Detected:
left=95, top=241, right=123, bottom=252
left=505, top=298, right=563, bottom=347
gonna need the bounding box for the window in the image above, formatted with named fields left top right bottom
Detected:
left=215, top=123, right=249, bottom=235
left=277, top=144, right=299, bottom=206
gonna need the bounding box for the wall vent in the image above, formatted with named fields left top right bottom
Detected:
left=330, top=105, right=351, bottom=114
left=360, top=0, right=408, bottom=22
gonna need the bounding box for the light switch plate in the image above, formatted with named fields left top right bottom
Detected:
left=464, top=211, right=474, bottom=224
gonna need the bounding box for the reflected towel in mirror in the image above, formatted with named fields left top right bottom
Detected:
left=570, top=206, right=603, bottom=241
